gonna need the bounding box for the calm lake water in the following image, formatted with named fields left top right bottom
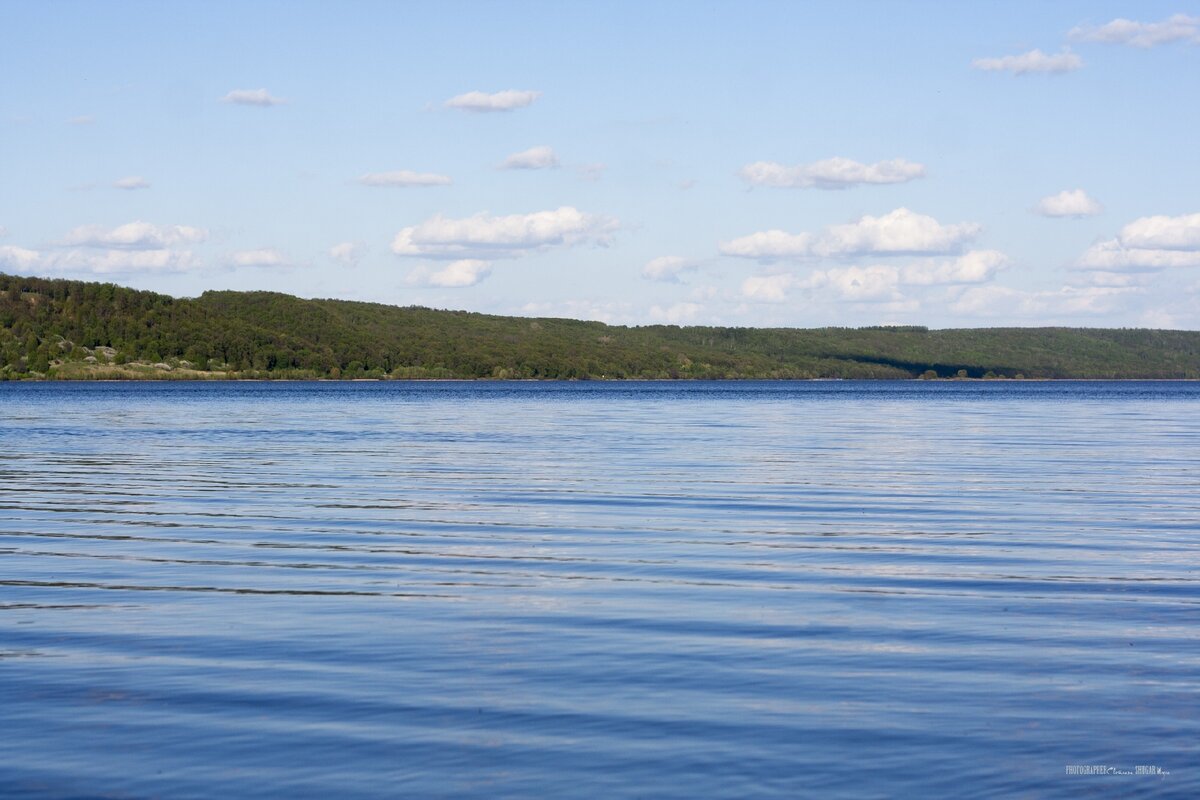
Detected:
left=1, top=381, right=1197, bottom=798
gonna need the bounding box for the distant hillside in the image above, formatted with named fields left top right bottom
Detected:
left=2, top=273, right=1199, bottom=380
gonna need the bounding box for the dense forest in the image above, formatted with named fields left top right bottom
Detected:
left=2, top=272, right=1199, bottom=380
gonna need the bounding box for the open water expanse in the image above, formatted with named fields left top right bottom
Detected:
left=1, top=381, right=1197, bottom=798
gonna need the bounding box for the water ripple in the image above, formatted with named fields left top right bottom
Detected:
left=1, top=381, right=1198, bottom=798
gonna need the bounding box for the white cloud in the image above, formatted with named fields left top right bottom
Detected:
left=58, top=249, right=200, bottom=274
left=1069, top=14, right=1200, bottom=48
left=800, top=254, right=1002, bottom=303
left=0, top=245, right=42, bottom=271
left=741, top=274, right=795, bottom=303
left=113, top=176, right=150, bottom=191
left=68, top=115, right=94, bottom=125
left=221, top=88, right=286, bottom=106
left=227, top=249, right=287, bottom=268
left=900, top=250, right=1008, bottom=285
left=1077, top=212, right=1200, bottom=271
left=721, top=208, right=980, bottom=262
left=803, top=265, right=902, bottom=301
left=949, top=285, right=1023, bottom=315
left=818, top=209, right=981, bottom=257
left=649, top=302, right=703, bottom=324
left=1035, top=189, right=1102, bottom=218
left=409, top=259, right=492, bottom=288
left=721, top=230, right=814, bottom=260
left=739, top=157, right=926, bottom=189
left=5, top=224, right=214, bottom=274
left=518, top=299, right=631, bottom=324
left=445, top=89, right=541, bottom=112
left=971, top=49, right=1083, bottom=75
left=1069, top=271, right=1147, bottom=288
left=1078, top=241, right=1200, bottom=271
left=952, top=284, right=1137, bottom=316
left=62, top=222, right=208, bottom=249
left=500, top=145, right=560, bottom=170
left=642, top=255, right=696, bottom=282
left=357, top=170, right=452, bottom=187
left=4, top=246, right=200, bottom=275
left=1119, top=212, right=1200, bottom=250
left=1140, top=309, right=1178, bottom=329
left=872, top=299, right=923, bottom=314
left=392, top=206, right=618, bottom=260
left=736, top=249, right=1004, bottom=308
left=329, top=242, right=361, bottom=265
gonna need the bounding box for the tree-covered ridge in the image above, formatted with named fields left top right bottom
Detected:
left=2, top=272, right=1199, bottom=380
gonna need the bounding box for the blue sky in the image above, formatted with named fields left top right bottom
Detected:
left=2, top=1, right=1199, bottom=328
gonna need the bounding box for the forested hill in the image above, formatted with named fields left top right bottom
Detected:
left=2, top=272, right=1199, bottom=380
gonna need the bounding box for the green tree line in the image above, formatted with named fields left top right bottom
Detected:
left=2, top=272, right=1199, bottom=380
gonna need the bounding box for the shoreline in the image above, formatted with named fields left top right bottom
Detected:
left=4, top=376, right=1200, bottom=384
left=7, top=275, right=1200, bottom=384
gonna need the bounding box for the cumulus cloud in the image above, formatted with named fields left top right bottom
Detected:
left=518, top=300, right=631, bottom=325
left=649, top=302, right=703, bottom=324
left=1140, top=309, right=1179, bottom=329
left=58, top=249, right=200, bottom=274
left=2, top=245, right=200, bottom=275
left=721, top=230, right=814, bottom=261
left=1083, top=246, right=1200, bottom=271
left=739, top=157, right=926, bottom=189
left=113, top=176, right=150, bottom=190
left=392, top=206, right=618, bottom=260
left=1069, top=14, right=1200, bottom=48
left=329, top=242, right=361, bottom=265
left=357, top=170, right=452, bottom=187
left=741, top=274, right=795, bottom=303
left=900, top=250, right=1008, bottom=285
left=62, top=221, right=208, bottom=249
left=642, top=255, right=696, bottom=282
left=952, top=284, right=1137, bottom=317
left=802, top=266, right=901, bottom=301
left=0, top=245, right=42, bottom=271
left=500, top=145, right=560, bottom=170
left=221, top=88, right=286, bottom=106
left=227, top=249, right=287, bottom=268
left=445, top=89, right=541, bottom=112
left=950, top=286, right=1028, bottom=316
left=817, top=209, right=981, bottom=256
left=799, top=253, right=1004, bottom=302
left=1077, top=212, right=1200, bottom=271
left=1035, top=189, right=1102, bottom=218
left=1068, top=270, right=1148, bottom=289
left=1119, top=212, right=1200, bottom=250
left=971, top=49, right=1083, bottom=75
left=3, top=221, right=215, bottom=274
left=1079, top=241, right=1200, bottom=271
left=721, top=208, right=980, bottom=262
left=409, top=259, right=492, bottom=288
left=737, top=249, right=1005, bottom=306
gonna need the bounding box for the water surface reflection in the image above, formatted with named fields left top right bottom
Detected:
left=1, top=382, right=1196, bottom=798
